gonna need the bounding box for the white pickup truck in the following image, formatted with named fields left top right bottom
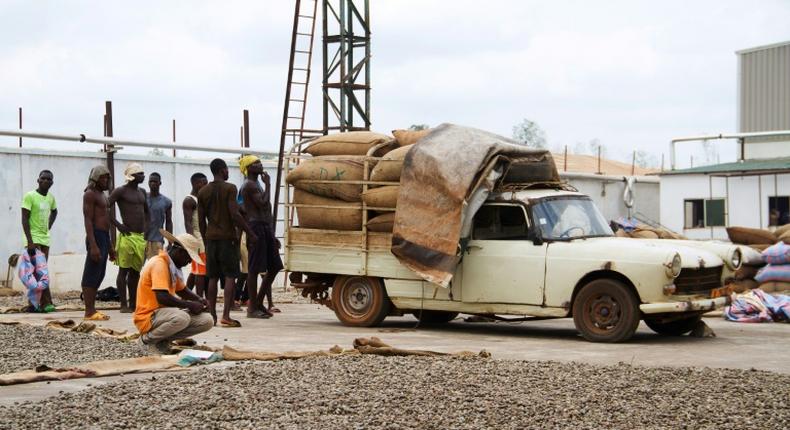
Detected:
left=285, top=185, right=740, bottom=342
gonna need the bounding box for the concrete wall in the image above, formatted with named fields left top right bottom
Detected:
left=561, top=174, right=660, bottom=225
left=0, top=147, right=276, bottom=292
left=660, top=173, right=790, bottom=240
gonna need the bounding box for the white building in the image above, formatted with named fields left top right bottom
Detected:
left=660, top=41, right=790, bottom=240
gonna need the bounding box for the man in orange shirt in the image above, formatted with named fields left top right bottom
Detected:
left=134, top=229, right=212, bottom=354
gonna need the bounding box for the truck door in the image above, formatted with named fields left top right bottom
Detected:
left=461, top=203, right=546, bottom=305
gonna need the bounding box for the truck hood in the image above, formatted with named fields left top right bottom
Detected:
left=578, top=237, right=724, bottom=269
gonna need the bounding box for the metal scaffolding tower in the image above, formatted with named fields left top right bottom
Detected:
left=322, top=0, right=371, bottom=132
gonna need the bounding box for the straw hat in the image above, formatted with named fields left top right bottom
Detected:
left=124, top=163, right=144, bottom=182
left=160, top=229, right=204, bottom=265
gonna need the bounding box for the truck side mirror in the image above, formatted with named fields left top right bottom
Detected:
left=528, top=225, right=543, bottom=245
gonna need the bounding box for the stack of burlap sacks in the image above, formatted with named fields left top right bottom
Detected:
left=614, top=223, right=686, bottom=240
left=727, top=226, right=790, bottom=294
left=285, top=129, right=431, bottom=232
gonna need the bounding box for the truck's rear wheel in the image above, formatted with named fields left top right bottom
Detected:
left=645, top=314, right=702, bottom=336
left=572, top=279, right=640, bottom=343
left=413, top=310, right=459, bottom=324
left=331, top=276, right=390, bottom=327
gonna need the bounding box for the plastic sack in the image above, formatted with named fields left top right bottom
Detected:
left=17, top=249, right=50, bottom=311
left=755, top=264, right=790, bottom=284
left=761, top=241, right=790, bottom=265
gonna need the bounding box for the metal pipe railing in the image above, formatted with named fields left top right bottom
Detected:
left=0, top=129, right=278, bottom=157
left=669, top=130, right=790, bottom=170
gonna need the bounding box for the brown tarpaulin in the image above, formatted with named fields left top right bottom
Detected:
left=391, top=123, right=559, bottom=287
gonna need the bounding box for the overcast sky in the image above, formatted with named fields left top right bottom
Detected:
left=1, top=0, right=789, bottom=167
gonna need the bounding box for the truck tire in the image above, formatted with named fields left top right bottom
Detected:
left=413, top=310, right=459, bottom=324
left=645, top=314, right=702, bottom=336
left=572, top=279, right=640, bottom=343
left=331, top=276, right=391, bottom=327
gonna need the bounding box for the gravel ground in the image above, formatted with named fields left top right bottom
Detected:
left=0, top=324, right=144, bottom=374
left=1, top=355, right=787, bottom=429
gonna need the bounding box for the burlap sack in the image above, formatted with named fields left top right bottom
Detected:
left=758, top=281, right=790, bottom=294
left=615, top=229, right=629, bottom=238
left=370, top=145, right=412, bottom=182
left=750, top=243, right=772, bottom=252
left=775, top=224, right=790, bottom=237
left=293, top=189, right=362, bottom=231
left=734, top=265, right=760, bottom=281
left=392, top=129, right=431, bottom=147
left=367, top=213, right=395, bottom=233
left=726, top=227, right=776, bottom=245
left=362, top=186, right=399, bottom=209
left=779, top=229, right=790, bottom=245
left=286, top=156, right=365, bottom=202
left=304, top=132, right=396, bottom=156
left=653, top=228, right=686, bottom=240
left=728, top=278, right=758, bottom=293
left=630, top=229, right=659, bottom=239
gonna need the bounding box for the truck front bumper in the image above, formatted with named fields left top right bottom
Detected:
left=639, top=296, right=729, bottom=314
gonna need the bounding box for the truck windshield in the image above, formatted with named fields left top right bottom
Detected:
left=531, top=197, right=613, bottom=240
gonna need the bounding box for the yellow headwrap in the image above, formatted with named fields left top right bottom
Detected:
left=239, top=155, right=260, bottom=176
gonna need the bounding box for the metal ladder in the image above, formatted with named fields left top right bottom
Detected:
left=274, top=0, right=325, bottom=288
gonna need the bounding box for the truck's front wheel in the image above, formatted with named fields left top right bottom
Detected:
left=331, top=276, right=391, bottom=327
left=572, top=279, right=640, bottom=342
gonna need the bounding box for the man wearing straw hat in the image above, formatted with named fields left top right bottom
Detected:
left=109, top=162, right=149, bottom=313
left=134, top=229, right=212, bottom=354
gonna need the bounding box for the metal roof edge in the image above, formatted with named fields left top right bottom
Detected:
left=736, top=40, right=790, bottom=55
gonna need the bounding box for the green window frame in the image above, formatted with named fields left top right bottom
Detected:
left=684, top=198, right=726, bottom=228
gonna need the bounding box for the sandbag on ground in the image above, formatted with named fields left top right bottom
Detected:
left=392, top=129, right=431, bottom=147
left=726, top=227, right=776, bottom=245
left=286, top=156, right=366, bottom=202
left=759, top=282, right=790, bottom=294
left=304, top=131, right=396, bottom=156
left=293, top=189, right=362, bottom=231
left=362, top=186, right=399, bottom=209
left=629, top=229, right=659, bottom=239
left=367, top=213, right=395, bottom=232
left=0, top=356, right=180, bottom=386
left=727, top=278, right=759, bottom=293
left=370, top=145, right=412, bottom=182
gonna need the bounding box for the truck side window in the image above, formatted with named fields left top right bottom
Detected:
left=473, top=205, right=529, bottom=240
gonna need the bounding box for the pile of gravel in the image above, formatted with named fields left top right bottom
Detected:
left=1, top=355, right=787, bottom=429
left=0, top=324, right=144, bottom=374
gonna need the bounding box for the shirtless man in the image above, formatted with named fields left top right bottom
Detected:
left=81, top=165, right=116, bottom=320
left=239, top=156, right=283, bottom=318
left=183, top=173, right=208, bottom=297
left=109, top=163, right=149, bottom=313
left=198, top=158, right=257, bottom=327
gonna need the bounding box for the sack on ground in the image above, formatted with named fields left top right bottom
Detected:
left=362, top=186, right=399, bottom=209
left=392, top=129, right=431, bottom=147
left=779, top=229, right=790, bottom=245
left=728, top=278, right=758, bottom=293
left=757, top=281, right=790, bottom=294
left=367, top=213, right=395, bottom=233
left=293, top=189, right=362, bottom=231
left=629, top=229, right=659, bottom=239
left=774, top=223, right=790, bottom=238
left=370, top=145, right=412, bottom=182
left=761, top=242, right=790, bottom=265
left=726, top=226, right=776, bottom=245
left=754, top=264, right=790, bottom=284
left=286, top=156, right=366, bottom=202
left=304, top=132, right=396, bottom=157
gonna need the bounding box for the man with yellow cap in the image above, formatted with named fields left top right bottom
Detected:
left=239, top=155, right=283, bottom=318
left=109, top=162, right=149, bottom=313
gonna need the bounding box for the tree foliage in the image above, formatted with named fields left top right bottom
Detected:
left=512, top=119, right=547, bottom=149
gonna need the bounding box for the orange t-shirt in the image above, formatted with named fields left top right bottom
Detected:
left=133, top=251, right=185, bottom=333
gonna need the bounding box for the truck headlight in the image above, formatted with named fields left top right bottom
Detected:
left=727, top=248, right=742, bottom=270
left=665, top=253, right=682, bottom=278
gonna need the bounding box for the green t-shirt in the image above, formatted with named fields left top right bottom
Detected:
left=21, top=190, right=57, bottom=247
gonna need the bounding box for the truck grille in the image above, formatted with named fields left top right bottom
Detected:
left=674, top=266, right=723, bottom=294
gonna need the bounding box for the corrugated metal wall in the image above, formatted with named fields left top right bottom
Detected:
left=738, top=42, right=790, bottom=138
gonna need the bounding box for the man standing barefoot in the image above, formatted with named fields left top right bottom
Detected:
left=21, top=169, right=58, bottom=311
left=81, top=165, right=116, bottom=320
left=183, top=173, right=208, bottom=297
left=198, top=159, right=257, bottom=327
left=109, top=163, right=149, bottom=313
left=239, top=156, right=283, bottom=318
